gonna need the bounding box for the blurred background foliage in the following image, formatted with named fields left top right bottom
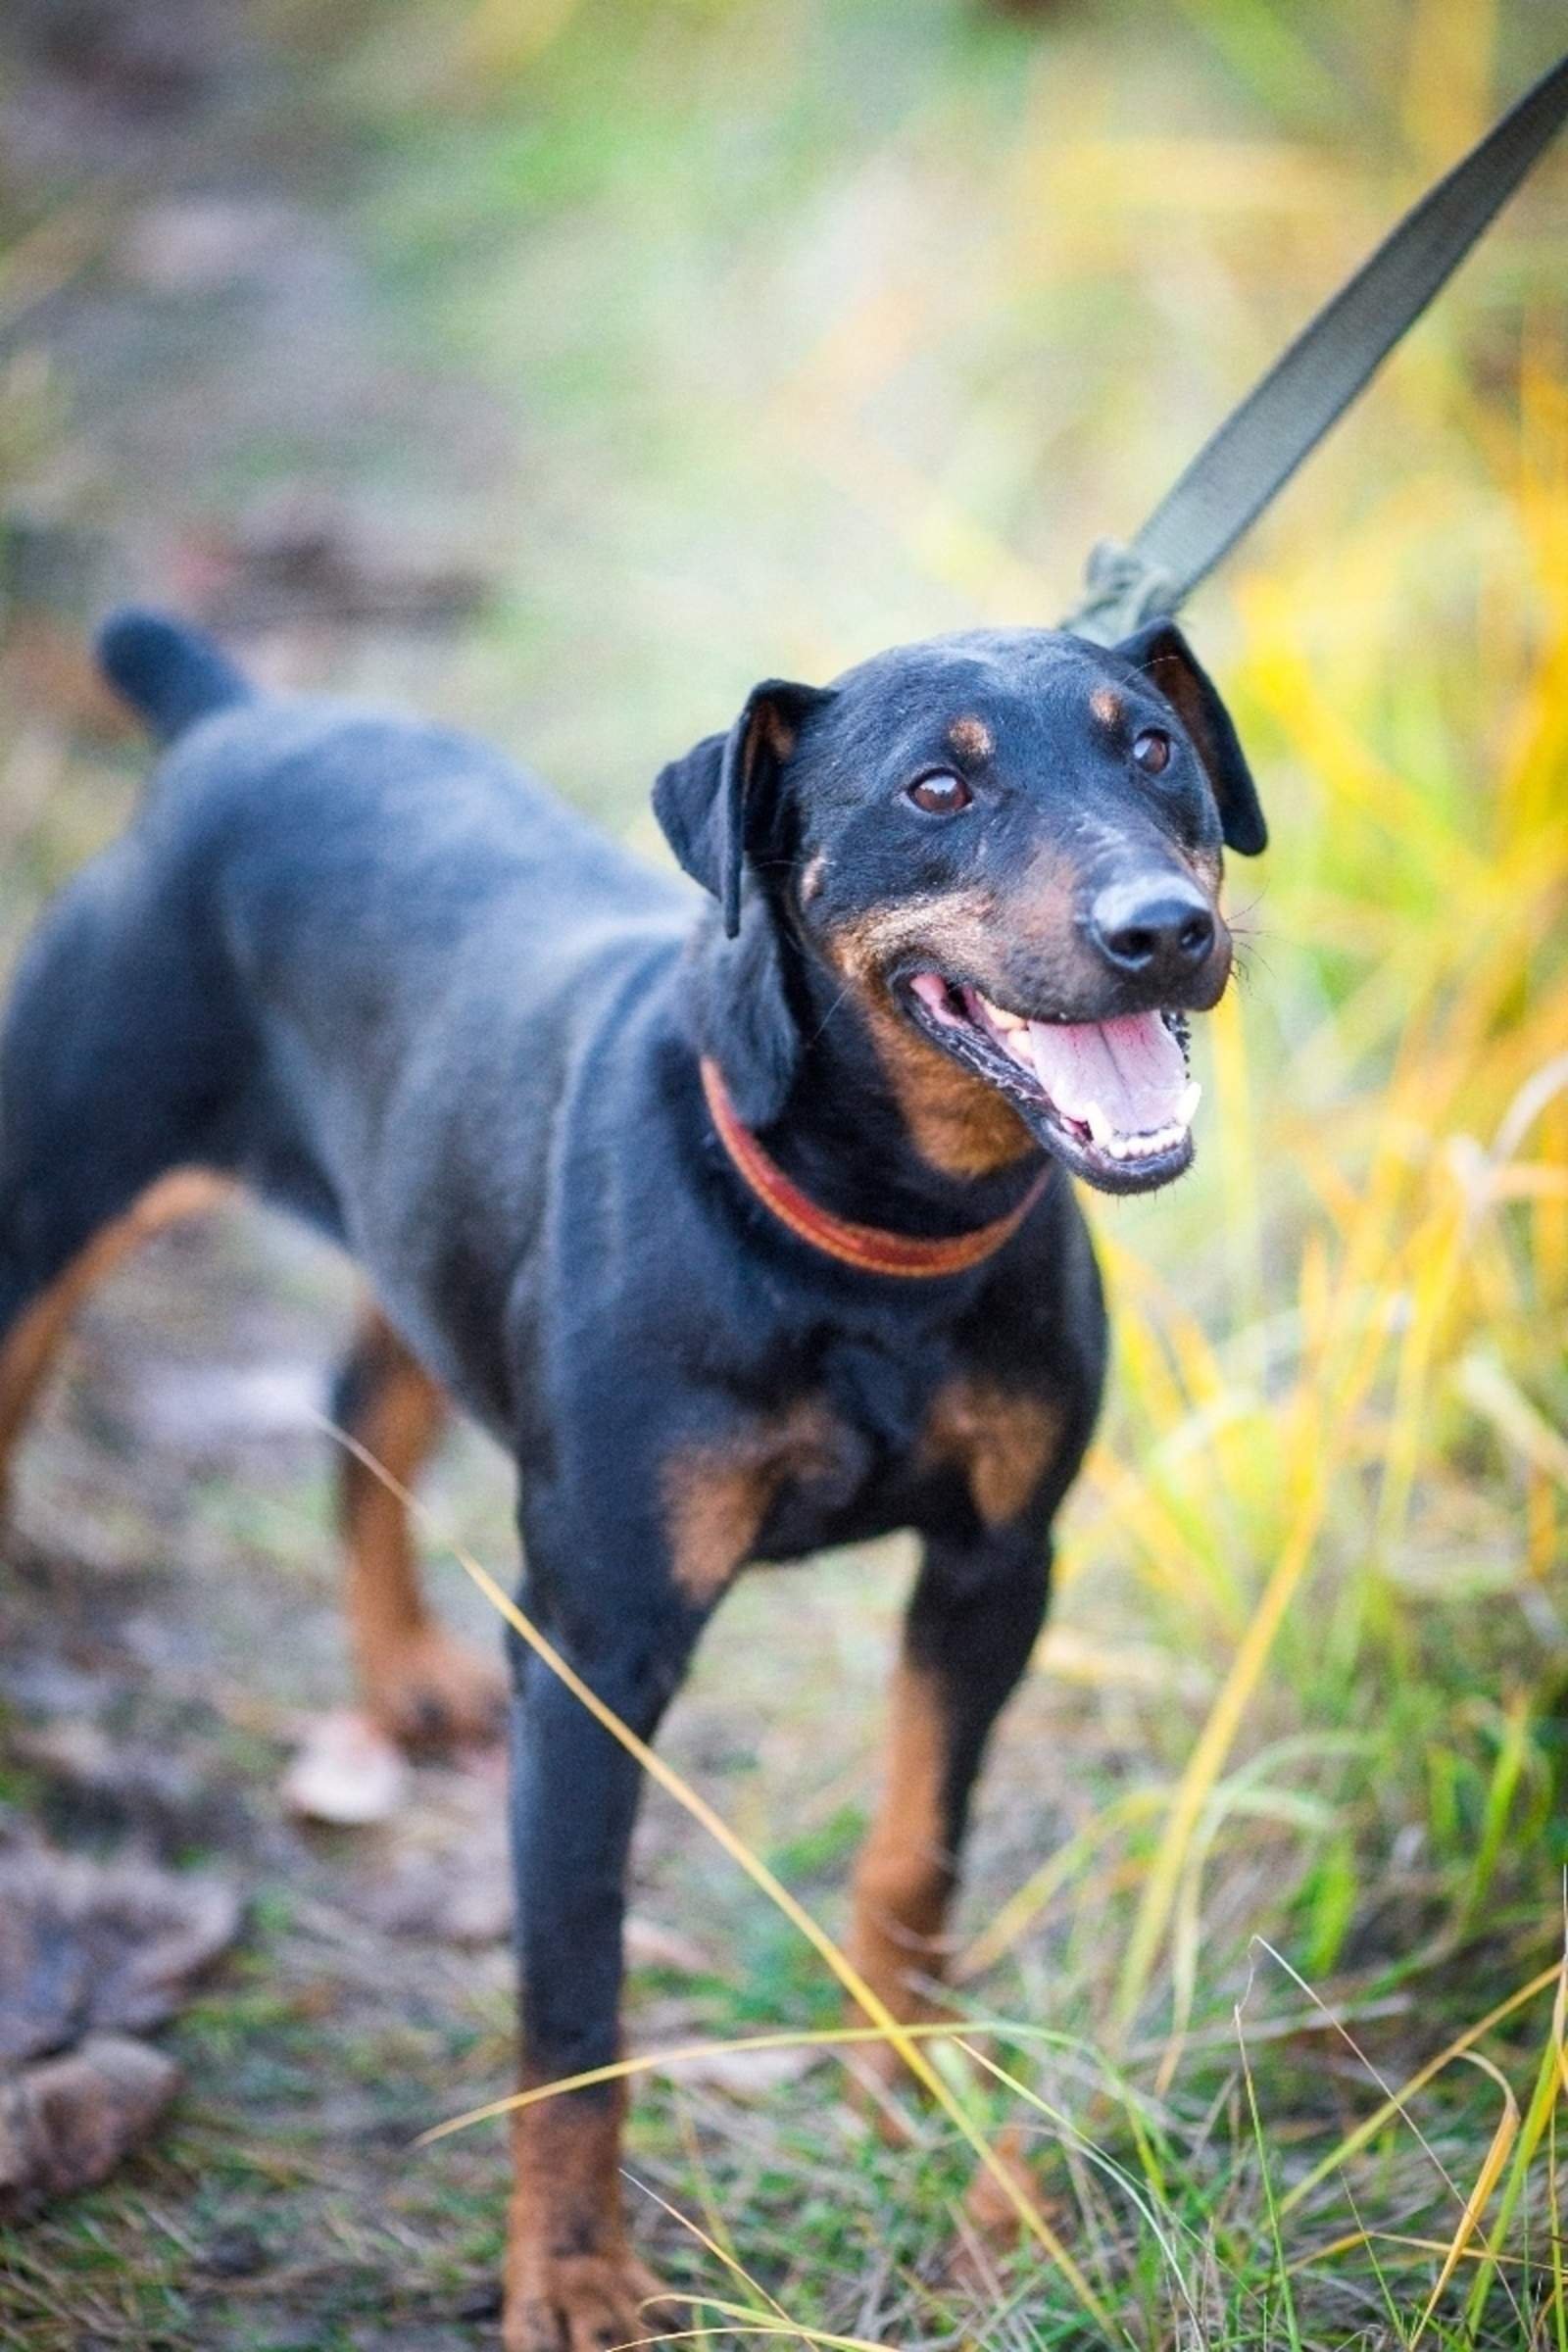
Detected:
left=0, top=1, right=1566, bottom=2346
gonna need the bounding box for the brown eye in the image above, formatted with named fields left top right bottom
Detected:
left=1133, top=728, right=1172, bottom=775
left=906, top=771, right=972, bottom=815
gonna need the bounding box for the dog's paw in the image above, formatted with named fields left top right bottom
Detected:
left=503, top=2247, right=675, bottom=2352
left=364, top=1628, right=506, bottom=1752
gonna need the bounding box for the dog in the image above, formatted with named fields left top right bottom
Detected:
left=0, top=606, right=1263, bottom=2348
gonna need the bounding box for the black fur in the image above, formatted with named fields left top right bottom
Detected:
left=652, top=677, right=835, bottom=938
left=97, top=606, right=254, bottom=744
left=0, top=604, right=1262, bottom=2319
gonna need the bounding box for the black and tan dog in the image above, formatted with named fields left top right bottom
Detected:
left=0, top=607, right=1263, bottom=2347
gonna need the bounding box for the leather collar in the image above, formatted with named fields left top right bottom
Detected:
left=700, top=1056, right=1048, bottom=1279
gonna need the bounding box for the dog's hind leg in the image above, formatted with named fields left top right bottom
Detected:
left=0, top=815, right=258, bottom=1516
left=0, top=1170, right=232, bottom=1515
left=331, top=1302, right=506, bottom=1749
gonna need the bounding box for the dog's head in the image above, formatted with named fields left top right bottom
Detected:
left=654, top=623, right=1264, bottom=1196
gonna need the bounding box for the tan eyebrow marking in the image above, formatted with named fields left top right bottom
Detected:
left=946, top=716, right=993, bottom=760
left=1089, top=688, right=1124, bottom=728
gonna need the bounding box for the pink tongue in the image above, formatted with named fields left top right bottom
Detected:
left=1025, top=1011, right=1185, bottom=1134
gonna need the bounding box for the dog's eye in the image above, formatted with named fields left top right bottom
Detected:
left=1132, top=728, right=1172, bottom=775
left=906, top=771, right=972, bottom=815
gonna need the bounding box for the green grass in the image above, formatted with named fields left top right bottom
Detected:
left=1, top=0, right=1567, bottom=2344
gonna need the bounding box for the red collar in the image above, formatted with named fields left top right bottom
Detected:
left=700, top=1056, right=1049, bottom=1279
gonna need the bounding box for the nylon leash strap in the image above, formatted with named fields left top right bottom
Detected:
left=1065, top=50, right=1568, bottom=645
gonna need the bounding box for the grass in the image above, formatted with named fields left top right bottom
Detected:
left=1, top=0, right=1567, bottom=2345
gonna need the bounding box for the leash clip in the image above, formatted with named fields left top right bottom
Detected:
left=1065, top=539, right=1181, bottom=646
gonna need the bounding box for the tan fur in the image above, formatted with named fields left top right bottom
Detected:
left=0, top=1168, right=230, bottom=1507
left=799, top=849, right=827, bottom=906
left=338, top=1305, right=504, bottom=1745
left=755, top=701, right=800, bottom=763
left=946, top=715, right=993, bottom=760
left=505, top=2082, right=670, bottom=2352
left=1089, top=686, right=1124, bottom=728
left=828, top=890, right=1004, bottom=995
left=850, top=1659, right=955, bottom=2031
left=826, top=895, right=1035, bottom=1180
left=664, top=1398, right=839, bottom=1602
left=861, top=997, right=1035, bottom=1179
left=922, top=1376, right=1063, bottom=1527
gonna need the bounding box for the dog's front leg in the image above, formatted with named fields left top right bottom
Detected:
left=850, top=1524, right=1054, bottom=2092
left=501, top=1538, right=705, bottom=2352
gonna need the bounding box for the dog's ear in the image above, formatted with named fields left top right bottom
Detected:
left=695, top=889, right=804, bottom=1129
left=1115, top=620, right=1267, bottom=857
left=654, top=679, right=834, bottom=936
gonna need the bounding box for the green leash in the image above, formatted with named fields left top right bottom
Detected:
left=1066, top=48, right=1568, bottom=645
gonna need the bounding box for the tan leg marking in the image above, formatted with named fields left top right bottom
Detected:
left=504, top=2082, right=672, bottom=2352
left=850, top=1656, right=956, bottom=2100
left=663, top=1397, right=839, bottom=1604
left=338, top=1304, right=504, bottom=1748
left=921, top=1378, right=1063, bottom=1528
left=0, top=1168, right=229, bottom=1513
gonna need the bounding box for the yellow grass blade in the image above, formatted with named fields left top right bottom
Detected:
left=1457, top=1351, right=1568, bottom=1490
left=1109, top=1468, right=1328, bottom=2040
left=1279, top=1963, right=1559, bottom=2217
left=1409, top=2053, right=1518, bottom=2345
left=1460, top=1955, right=1568, bottom=2332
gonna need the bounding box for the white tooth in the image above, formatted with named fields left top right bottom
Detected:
left=983, top=996, right=1026, bottom=1032
left=1085, top=1102, right=1115, bottom=1148
left=1004, top=1031, right=1035, bottom=1068
left=1177, top=1080, right=1201, bottom=1128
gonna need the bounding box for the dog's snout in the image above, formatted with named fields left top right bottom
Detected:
left=1089, top=873, right=1216, bottom=985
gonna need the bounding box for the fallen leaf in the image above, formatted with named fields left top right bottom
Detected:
left=0, top=2034, right=180, bottom=2214
left=282, top=1713, right=406, bottom=1826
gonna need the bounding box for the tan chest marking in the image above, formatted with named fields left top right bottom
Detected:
left=664, top=1399, right=840, bottom=1603
left=921, top=1378, right=1063, bottom=1528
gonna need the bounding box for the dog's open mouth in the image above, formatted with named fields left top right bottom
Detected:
left=904, top=973, right=1200, bottom=1195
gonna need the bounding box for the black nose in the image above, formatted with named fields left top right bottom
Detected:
left=1089, top=873, right=1216, bottom=983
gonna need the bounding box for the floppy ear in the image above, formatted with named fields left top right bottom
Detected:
left=653, top=679, right=833, bottom=936
left=1115, top=619, right=1267, bottom=857
left=693, top=889, right=804, bottom=1129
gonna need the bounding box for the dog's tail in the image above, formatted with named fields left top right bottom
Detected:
left=96, top=607, right=255, bottom=744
